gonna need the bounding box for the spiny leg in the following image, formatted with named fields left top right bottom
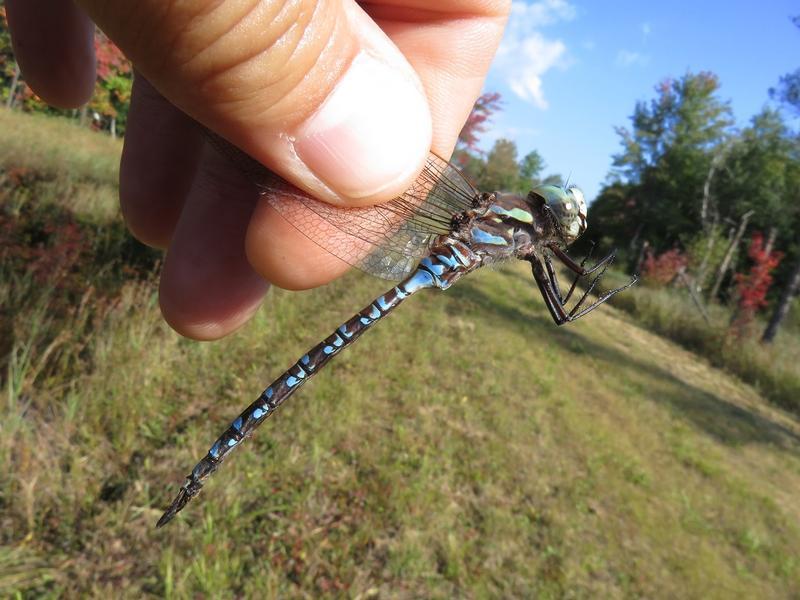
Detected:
left=549, top=242, right=614, bottom=277
left=543, top=253, right=564, bottom=304
left=562, top=242, right=596, bottom=304
left=530, top=254, right=573, bottom=325
left=530, top=253, right=638, bottom=325
left=549, top=243, right=620, bottom=313
left=566, top=275, right=639, bottom=321
left=567, top=254, right=616, bottom=318
left=545, top=242, right=597, bottom=306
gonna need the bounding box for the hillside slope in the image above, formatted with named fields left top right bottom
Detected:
left=1, top=108, right=798, bottom=598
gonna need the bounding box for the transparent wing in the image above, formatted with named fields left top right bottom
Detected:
left=210, top=132, right=480, bottom=280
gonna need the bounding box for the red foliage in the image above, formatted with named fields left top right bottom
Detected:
left=0, top=206, right=90, bottom=290
left=94, top=32, right=130, bottom=79
left=457, top=92, right=502, bottom=155
left=1, top=19, right=131, bottom=125
left=731, top=232, right=783, bottom=331
left=642, top=248, right=688, bottom=285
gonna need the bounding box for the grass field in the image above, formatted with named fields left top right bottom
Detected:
left=2, top=108, right=799, bottom=598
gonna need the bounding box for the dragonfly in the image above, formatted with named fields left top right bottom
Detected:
left=156, top=146, right=637, bottom=528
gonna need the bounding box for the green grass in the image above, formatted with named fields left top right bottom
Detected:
left=2, top=108, right=800, bottom=598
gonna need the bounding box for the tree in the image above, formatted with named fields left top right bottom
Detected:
left=730, top=232, right=783, bottom=335
left=762, top=256, right=800, bottom=342
left=607, top=72, right=734, bottom=251
left=452, top=91, right=503, bottom=183
left=477, top=138, right=520, bottom=192
left=716, top=109, right=795, bottom=232
left=90, top=32, right=132, bottom=137
left=519, top=150, right=545, bottom=183
left=769, top=16, right=800, bottom=117
left=0, top=5, right=20, bottom=108
left=455, top=92, right=503, bottom=159
left=760, top=14, right=800, bottom=342
left=516, top=149, right=562, bottom=192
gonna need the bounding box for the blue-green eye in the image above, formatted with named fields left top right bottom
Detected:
left=532, top=184, right=588, bottom=243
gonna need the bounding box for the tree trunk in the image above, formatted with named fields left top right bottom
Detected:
left=677, top=266, right=711, bottom=324
left=709, top=210, right=754, bottom=301
left=762, top=253, right=800, bottom=343
left=5, top=62, right=21, bottom=109
left=633, top=240, right=649, bottom=276
left=763, top=227, right=778, bottom=256
left=700, top=145, right=728, bottom=228
left=695, top=220, right=719, bottom=292
left=628, top=224, right=644, bottom=273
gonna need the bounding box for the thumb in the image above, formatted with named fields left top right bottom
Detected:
left=81, top=0, right=432, bottom=204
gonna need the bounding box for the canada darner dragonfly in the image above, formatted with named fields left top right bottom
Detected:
left=156, top=150, right=637, bottom=528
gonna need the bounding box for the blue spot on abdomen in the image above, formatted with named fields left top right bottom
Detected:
left=209, top=440, right=222, bottom=459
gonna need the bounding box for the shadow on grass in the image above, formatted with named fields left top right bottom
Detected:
left=449, top=277, right=800, bottom=454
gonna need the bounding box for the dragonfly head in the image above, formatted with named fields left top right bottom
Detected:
left=528, top=185, right=588, bottom=245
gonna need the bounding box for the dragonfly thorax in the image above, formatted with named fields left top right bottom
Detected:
left=460, top=187, right=587, bottom=261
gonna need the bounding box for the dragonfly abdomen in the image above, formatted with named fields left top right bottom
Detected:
left=157, top=241, right=481, bottom=527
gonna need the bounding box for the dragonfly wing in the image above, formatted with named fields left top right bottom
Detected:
left=208, top=132, right=479, bottom=280
left=259, top=181, right=446, bottom=280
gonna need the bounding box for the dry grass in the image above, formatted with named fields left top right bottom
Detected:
left=599, top=272, right=800, bottom=415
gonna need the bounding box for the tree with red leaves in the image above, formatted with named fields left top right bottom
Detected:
left=731, top=232, right=783, bottom=334
left=456, top=92, right=502, bottom=156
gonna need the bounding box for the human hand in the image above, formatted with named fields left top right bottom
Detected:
left=6, top=0, right=509, bottom=339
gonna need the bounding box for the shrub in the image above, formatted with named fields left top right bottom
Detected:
left=642, top=248, right=688, bottom=285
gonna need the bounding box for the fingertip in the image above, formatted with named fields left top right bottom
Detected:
left=6, top=0, right=96, bottom=108
left=245, top=198, right=351, bottom=291
left=119, top=76, right=204, bottom=249
left=157, top=146, right=269, bottom=341
left=158, top=274, right=266, bottom=341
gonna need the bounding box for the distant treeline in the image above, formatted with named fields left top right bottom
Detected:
left=592, top=67, right=799, bottom=343
left=456, top=66, right=800, bottom=343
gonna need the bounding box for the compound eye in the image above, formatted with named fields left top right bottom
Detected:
left=568, top=186, right=587, bottom=214
left=568, top=186, right=588, bottom=239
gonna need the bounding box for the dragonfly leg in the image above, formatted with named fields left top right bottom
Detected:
left=530, top=252, right=638, bottom=326
left=546, top=242, right=596, bottom=305
left=565, top=253, right=615, bottom=317
left=531, top=254, right=573, bottom=325
left=548, top=242, right=612, bottom=277
left=566, top=274, right=639, bottom=321
left=543, top=253, right=564, bottom=304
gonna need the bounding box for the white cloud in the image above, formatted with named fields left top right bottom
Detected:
left=616, top=50, right=649, bottom=67
left=508, top=35, right=568, bottom=108
left=494, top=0, right=577, bottom=109
left=508, top=0, right=576, bottom=26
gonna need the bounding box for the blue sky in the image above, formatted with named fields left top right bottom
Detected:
left=480, top=0, right=800, bottom=200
